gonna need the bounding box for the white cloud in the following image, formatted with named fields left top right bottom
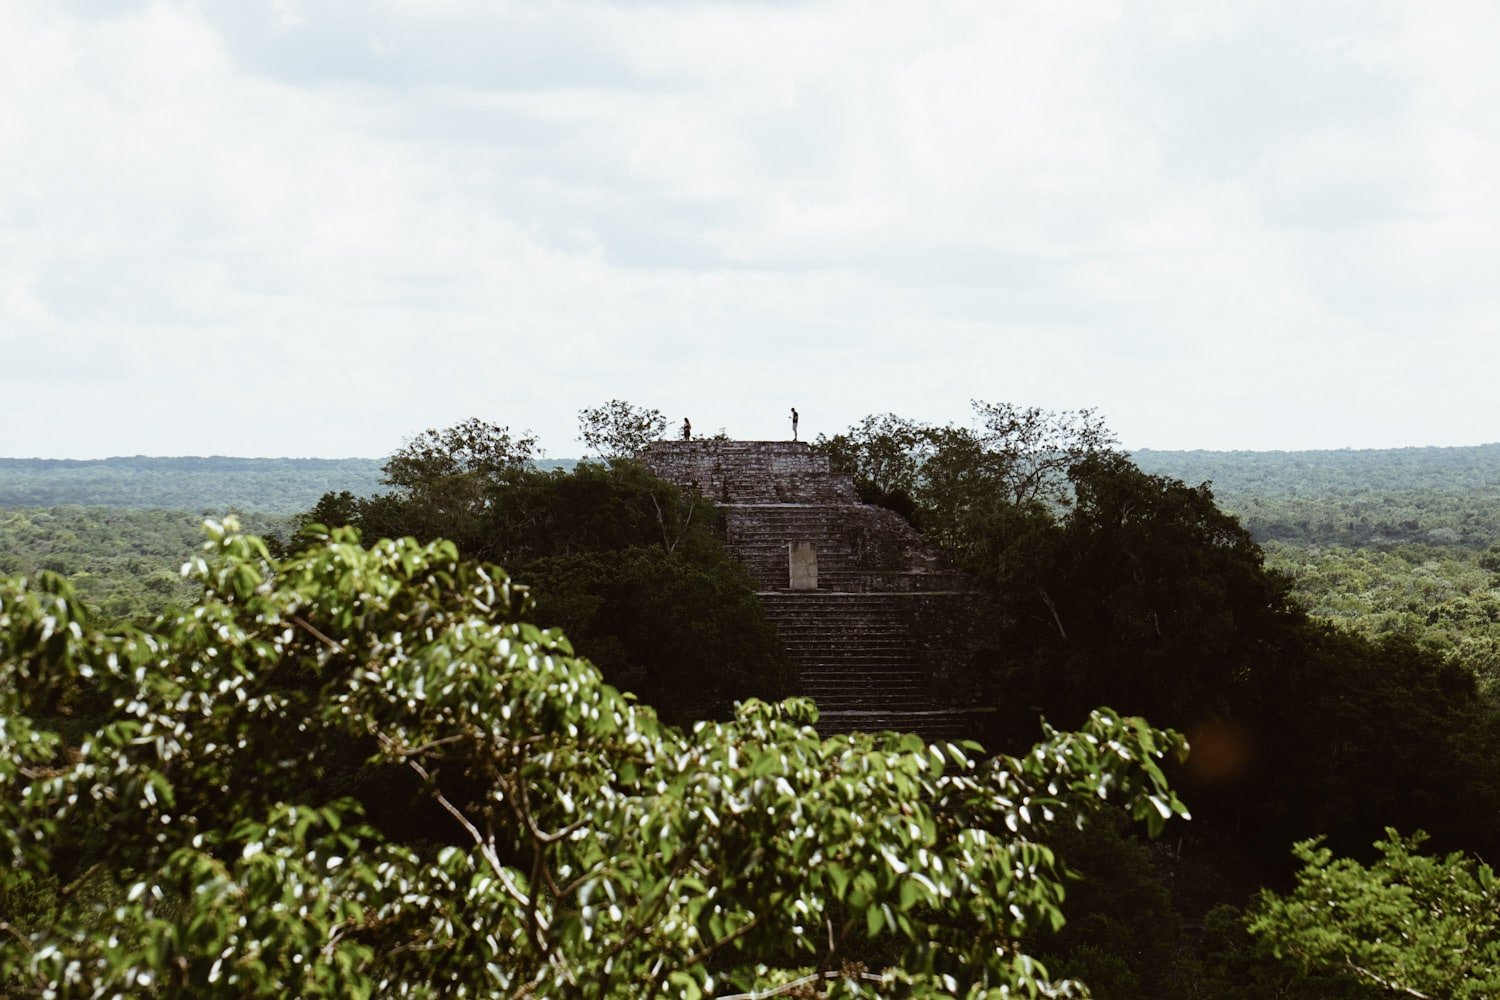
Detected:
left=3, top=0, right=1499, bottom=458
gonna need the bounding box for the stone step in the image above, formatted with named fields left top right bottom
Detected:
left=776, top=633, right=908, bottom=645
left=773, top=615, right=903, bottom=622
left=802, top=675, right=931, bottom=685
left=781, top=649, right=912, bottom=659
left=801, top=678, right=922, bottom=688
left=770, top=615, right=905, bottom=626
left=770, top=615, right=908, bottom=626
left=795, top=651, right=915, bottom=659
left=765, top=602, right=907, bottom=610
left=784, top=651, right=914, bottom=661
left=805, top=682, right=935, bottom=695
left=771, top=619, right=908, bottom=629
left=805, top=692, right=933, bottom=704
left=796, top=666, right=920, bottom=677
left=774, top=630, right=908, bottom=642
left=800, top=667, right=927, bottom=680
left=802, top=668, right=929, bottom=678
left=814, top=708, right=998, bottom=742
left=803, top=687, right=934, bottom=703
left=798, top=701, right=936, bottom=716
left=772, top=615, right=905, bottom=623
left=758, top=592, right=912, bottom=602
left=796, top=654, right=915, bottom=661
left=779, top=623, right=904, bottom=631
left=775, top=621, right=910, bottom=634
left=800, top=673, right=922, bottom=685
left=777, top=638, right=909, bottom=651
left=641, top=446, right=858, bottom=504
left=778, top=638, right=908, bottom=650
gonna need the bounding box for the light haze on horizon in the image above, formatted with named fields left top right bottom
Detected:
left=4, top=1, right=1499, bottom=460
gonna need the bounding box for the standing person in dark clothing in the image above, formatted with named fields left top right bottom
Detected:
left=790, top=407, right=799, bottom=442
left=682, top=418, right=692, bottom=440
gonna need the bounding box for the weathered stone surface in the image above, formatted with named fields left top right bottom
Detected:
left=642, top=439, right=858, bottom=505
left=642, top=440, right=997, bottom=741
left=788, top=541, right=818, bottom=590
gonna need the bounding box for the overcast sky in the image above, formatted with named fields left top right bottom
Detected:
left=4, top=1, right=1498, bottom=459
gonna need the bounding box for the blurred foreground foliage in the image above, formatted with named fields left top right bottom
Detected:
left=1, top=522, right=1189, bottom=997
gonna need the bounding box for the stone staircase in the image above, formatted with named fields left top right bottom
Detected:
left=721, top=504, right=971, bottom=594
left=753, top=592, right=986, bottom=740
left=758, top=593, right=929, bottom=713
left=642, top=440, right=996, bottom=742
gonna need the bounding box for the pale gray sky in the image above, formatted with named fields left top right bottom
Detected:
left=4, top=0, right=1498, bottom=458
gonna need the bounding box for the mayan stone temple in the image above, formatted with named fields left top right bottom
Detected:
left=642, top=440, right=996, bottom=740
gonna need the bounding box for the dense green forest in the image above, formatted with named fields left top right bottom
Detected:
left=5, top=446, right=1492, bottom=540
left=0, top=506, right=294, bottom=621
left=0, top=456, right=576, bottom=513
left=1135, top=444, right=1500, bottom=548
left=1132, top=446, right=1500, bottom=695
left=1135, top=443, right=1500, bottom=499
left=1, top=524, right=1191, bottom=996
left=4, top=412, right=1500, bottom=996
left=1265, top=540, right=1500, bottom=693
left=0, top=457, right=387, bottom=512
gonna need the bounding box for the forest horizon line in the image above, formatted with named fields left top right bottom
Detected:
left=6, top=439, right=1500, bottom=463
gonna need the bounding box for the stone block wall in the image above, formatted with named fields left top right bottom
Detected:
left=641, top=440, right=857, bottom=505
left=642, top=440, right=998, bottom=741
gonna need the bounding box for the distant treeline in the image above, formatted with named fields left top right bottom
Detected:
left=1134, top=443, right=1500, bottom=496
left=5, top=447, right=1494, bottom=532
left=1135, top=444, right=1500, bottom=548
left=0, top=506, right=294, bottom=621
left=4, top=447, right=1496, bottom=547
left=0, top=456, right=574, bottom=513
left=0, top=457, right=387, bottom=512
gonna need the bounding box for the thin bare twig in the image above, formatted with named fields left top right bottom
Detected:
left=0, top=918, right=34, bottom=954
left=1037, top=588, right=1067, bottom=640
left=382, top=733, right=467, bottom=757
left=1343, top=959, right=1436, bottom=1000
left=682, top=914, right=760, bottom=966
left=370, top=728, right=540, bottom=943
left=291, top=614, right=343, bottom=653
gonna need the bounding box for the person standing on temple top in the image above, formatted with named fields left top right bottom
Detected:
left=790, top=407, right=799, bottom=442
left=681, top=418, right=692, bottom=440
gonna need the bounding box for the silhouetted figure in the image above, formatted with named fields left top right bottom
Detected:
left=790, top=407, right=799, bottom=442
left=682, top=418, right=692, bottom=440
